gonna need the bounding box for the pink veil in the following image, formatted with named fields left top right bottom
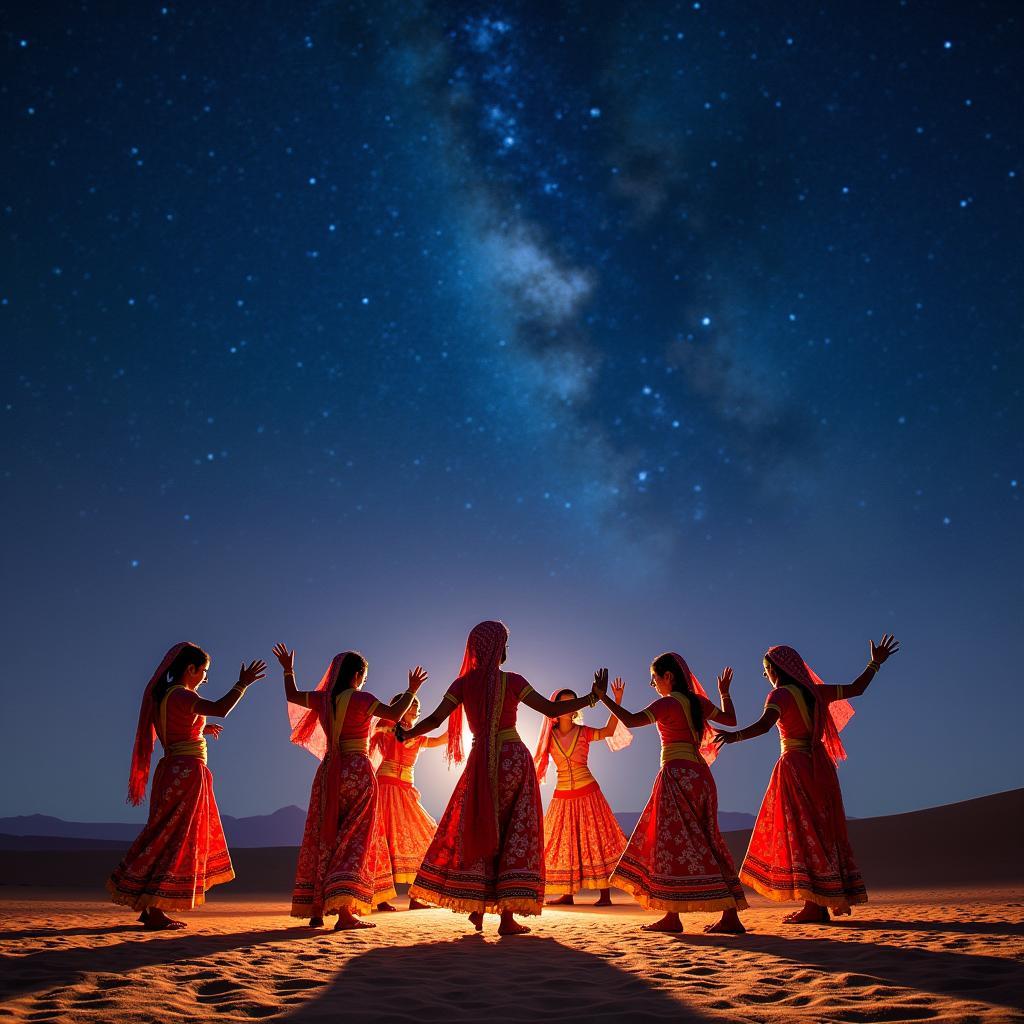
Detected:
left=288, top=652, right=352, bottom=761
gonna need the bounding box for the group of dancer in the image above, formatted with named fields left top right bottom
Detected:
left=108, top=621, right=899, bottom=935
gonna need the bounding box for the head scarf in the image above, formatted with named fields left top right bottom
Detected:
left=667, top=653, right=722, bottom=766
left=127, top=642, right=193, bottom=805
left=534, top=688, right=633, bottom=783
left=288, top=652, right=353, bottom=761
left=765, top=644, right=854, bottom=766
left=447, top=620, right=509, bottom=863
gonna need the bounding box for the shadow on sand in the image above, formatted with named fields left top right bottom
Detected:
left=278, top=934, right=714, bottom=1022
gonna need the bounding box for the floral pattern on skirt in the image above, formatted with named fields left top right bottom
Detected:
left=612, top=760, right=746, bottom=914
left=410, top=740, right=545, bottom=916
left=108, top=755, right=234, bottom=912
left=740, top=748, right=866, bottom=911
left=377, top=776, right=437, bottom=885
left=543, top=782, right=627, bottom=895
left=291, top=751, right=396, bottom=917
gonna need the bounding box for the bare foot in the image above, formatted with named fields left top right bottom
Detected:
left=375, top=902, right=398, bottom=912
left=642, top=913, right=683, bottom=933
left=142, top=908, right=187, bottom=931
left=468, top=911, right=484, bottom=932
left=498, top=912, right=530, bottom=936
left=308, top=916, right=324, bottom=928
left=547, top=895, right=574, bottom=906
left=331, top=917, right=376, bottom=933
left=783, top=902, right=830, bottom=924
left=594, top=890, right=613, bottom=907
left=703, top=909, right=745, bottom=934
left=408, top=898, right=431, bottom=910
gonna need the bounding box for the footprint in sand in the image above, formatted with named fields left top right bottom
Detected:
left=196, top=978, right=243, bottom=1002
left=274, top=977, right=323, bottom=993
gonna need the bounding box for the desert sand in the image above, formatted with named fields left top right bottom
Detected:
left=1, top=888, right=1022, bottom=1022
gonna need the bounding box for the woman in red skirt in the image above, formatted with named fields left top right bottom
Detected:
left=275, top=642, right=427, bottom=931
left=370, top=696, right=447, bottom=910
left=109, top=642, right=266, bottom=930
left=534, top=680, right=631, bottom=906
left=597, top=654, right=746, bottom=934
left=397, top=620, right=603, bottom=935
left=714, top=635, right=899, bottom=923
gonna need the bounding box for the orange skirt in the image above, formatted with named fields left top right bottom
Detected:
left=543, top=782, right=626, bottom=895
left=291, top=751, right=396, bottom=917
left=612, top=760, right=746, bottom=914
left=107, top=755, right=234, bottom=912
left=376, top=776, right=437, bottom=884
left=410, top=740, right=545, bottom=916
left=740, top=747, right=866, bottom=912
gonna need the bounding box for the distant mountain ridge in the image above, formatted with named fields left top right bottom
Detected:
left=0, top=806, right=757, bottom=850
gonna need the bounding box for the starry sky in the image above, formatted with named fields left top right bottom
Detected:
left=2, top=2, right=1021, bottom=827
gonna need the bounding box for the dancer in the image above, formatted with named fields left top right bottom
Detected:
left=370, top=695, right=448, bottom=910
left=597, top=655, right=747, bottom=934
left=534, top=681, right=631, bottom=906
left=396, top=620, right=602, bottom=935
left=275, top=642, right=426, bottom=931
left=109, top=642, right=266, bottom=930
left=714, top=635, right=899, bottom=923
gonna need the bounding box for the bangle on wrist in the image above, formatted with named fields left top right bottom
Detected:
left=867, top=660, right=880, bottom=673
left=232, top=682, right=246, bottom=693
left=284, top=670, right=295, bottom=678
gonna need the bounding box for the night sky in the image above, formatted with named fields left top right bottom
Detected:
left=3, top=2, right=1021, bottom=827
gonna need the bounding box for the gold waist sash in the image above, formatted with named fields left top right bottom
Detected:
left=377, top=760, right=414, bottom=783
left=661, top=741, right=700, bottom=767
left=337, top=738, right=369, bottom=755
left=781, top=737, right=813, bottom=754
left=555, top=767, right=597, bottom=791
left=497, top=728, right=522, bottom=745
left=165, top=739, right=207, bottom=763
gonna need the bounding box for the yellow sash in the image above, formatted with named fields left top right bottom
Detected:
left=158, top=686, right=208, bottom=762
left=781, top=737, right=812, bottom=754
left=377, top=760, right=415, bottom=783
left=496, top=727, right=521, bottom=745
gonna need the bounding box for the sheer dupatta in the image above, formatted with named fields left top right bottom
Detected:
left=534, top=689, right=632, bottom=783
left=445, top=620, right=509, bottom=864
left=127, top=642, right=193, bottom=806
left=668, top=653, right=722, bottom=766
left=765, top=644, right=855, bottom=766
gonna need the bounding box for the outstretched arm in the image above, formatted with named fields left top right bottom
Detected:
left=704, top=667, right=737, bottom=727
left=588, top=677, right=626, bottom=739
left=594, top=673, right=654, bottom=730
left=521, top=687, right=598, bottom=720
left=272, top=642, right=314, bottom=708
left=712, top=706, right=780, bottom=750
left=820, top=634, right=900, bottom=701
left=373, top=668, right=428, bottom=723
left=422, top=729, right=449, bottom=749
left=190, top=660, right=267, bottom=718
left=401, top=698, right=455, bottom=741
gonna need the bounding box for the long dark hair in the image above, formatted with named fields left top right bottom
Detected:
left=765, top=656, right=816, bottom=712
left=651, top=652, right=704, bottom=738
left=331, top=651, right=368, bottom=699
left=152, top=643, right=209, bottom=708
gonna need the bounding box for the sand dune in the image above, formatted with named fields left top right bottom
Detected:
left=1, top=889, right=1022, bottom=1023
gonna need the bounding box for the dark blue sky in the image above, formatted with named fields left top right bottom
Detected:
left=2, top=2, right=1021, bottom=824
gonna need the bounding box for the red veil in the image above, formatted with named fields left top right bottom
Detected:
left=287, top=652, right=352, bottom=761
left=445, top=620, right=509, bottom=864
left=533, top=689, right=633, bottom=783
left=668, top=653, right=723, bottom=766
left=127, top=642, right=193, bottom=805
left=765, top=644, right=855, bottom=766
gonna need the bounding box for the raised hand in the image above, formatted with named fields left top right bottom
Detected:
left=712, top=729, right=737, bottom=751
left=717, top=666, right=733, bottom=696
left=592, top=667, right=609, bottom=699
left=610, top=676, right=626, bottom=703
left=408, top=666, right=428, bottom=693
left=870, top=634, right=900, bottom=666
left=271, top=642, right=295, bottom=673
left=238, top=660, right=267, bottom=688
left=203, top=724, right=224, bottom=740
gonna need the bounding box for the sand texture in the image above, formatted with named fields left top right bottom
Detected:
left=1, top=887, right=1022, bottom=1023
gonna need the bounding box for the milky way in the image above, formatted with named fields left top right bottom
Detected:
left=2, top=2, right=1021, bottom=823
